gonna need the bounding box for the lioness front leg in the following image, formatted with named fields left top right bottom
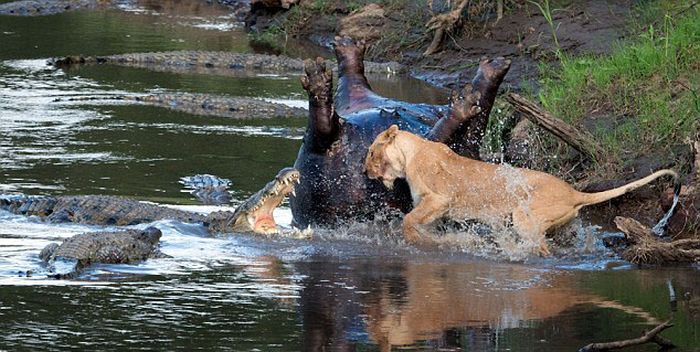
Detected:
left=402, top=195, right=448, bottom=245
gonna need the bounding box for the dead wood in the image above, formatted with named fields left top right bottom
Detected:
left=661, top=140, right=700, bottom=237
left=423, top=0, right=468, bottom=56
left=496, top=0, right=504, bottom=22
left=580, top=280, right=678, bottom=351
left=578, top=319, right=675, bottom=351
left=507, top=93, right=604, bottom=161
left=614, top=216, right=700, bottom=264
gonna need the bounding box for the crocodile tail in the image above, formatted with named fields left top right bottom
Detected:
left=0, top=194, right=58, bottom=217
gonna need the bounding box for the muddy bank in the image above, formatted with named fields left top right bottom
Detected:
left=410, top=1, right=634, bottom=90
left=248, top=1, right=633, bottom=90
left=0, top=0, right=134, bottom=16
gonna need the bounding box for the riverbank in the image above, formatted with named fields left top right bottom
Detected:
left=246, top=0, right=635, bottom=90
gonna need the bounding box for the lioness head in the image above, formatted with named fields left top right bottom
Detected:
left=364, top=125, right=404, bottom=190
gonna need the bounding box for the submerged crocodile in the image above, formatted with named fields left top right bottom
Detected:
left=39, top=227, right=169, bottom=278
left=50, top=51, right=405, bottom=76
left=1, top=167, right=301, bottom=235
left=180, top=174, right=233, bottom=205
left=54, top=92, right=307, bottom=120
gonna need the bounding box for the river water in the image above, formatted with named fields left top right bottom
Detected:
left=0, top=1, right=698, bottom=351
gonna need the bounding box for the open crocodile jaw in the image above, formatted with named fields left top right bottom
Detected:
left=244, top=169, right=300, bottom=235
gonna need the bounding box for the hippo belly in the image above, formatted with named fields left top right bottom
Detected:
left=290, top=109, right=429, bottom=227
left=289, top=37, right=510, bottom=228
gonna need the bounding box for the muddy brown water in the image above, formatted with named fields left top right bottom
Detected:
left=0, top=2, right=698, bottom=351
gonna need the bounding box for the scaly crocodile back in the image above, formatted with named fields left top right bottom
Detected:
left=1, top=194, right=207, bottom=226
left=50, top=227, right=165, bottom=264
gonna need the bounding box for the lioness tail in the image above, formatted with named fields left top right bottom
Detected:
left=581, top=169, right=681, bottom=236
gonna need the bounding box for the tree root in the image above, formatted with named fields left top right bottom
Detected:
left=614, top=216, right=700, bottom=264
left=423, top=0, right=468, bottom=56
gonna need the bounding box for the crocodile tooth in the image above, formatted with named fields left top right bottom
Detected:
left=291, top=189, right=296, bottom=197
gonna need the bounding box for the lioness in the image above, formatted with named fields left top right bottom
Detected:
left=364, top=125, right=680, bottom=255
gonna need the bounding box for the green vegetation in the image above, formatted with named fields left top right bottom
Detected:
left=533, top=1, right=699, bottom=178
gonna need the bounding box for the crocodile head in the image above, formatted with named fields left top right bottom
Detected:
left=135, top=226, right=163, bottom=247
left=213, top=167, right=300, bottom=235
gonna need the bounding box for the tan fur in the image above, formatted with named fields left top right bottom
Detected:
left=365, top=125, right=679, bottom=255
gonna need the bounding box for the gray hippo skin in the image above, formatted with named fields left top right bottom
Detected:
left=290, top=37, right=511, bottom=227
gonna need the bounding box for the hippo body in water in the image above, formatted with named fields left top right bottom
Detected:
left=290, top=38, right=511, bottom=227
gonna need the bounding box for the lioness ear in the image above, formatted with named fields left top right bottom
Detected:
left=386, top=125, right=399, bottom=141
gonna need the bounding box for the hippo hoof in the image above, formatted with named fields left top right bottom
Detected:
left=449, top=84, right=482, bottom=122
left=479, top=56, right=512, bottom=82
left=333, top=36, right=367, bottom=58
left=300, top=57, right=332, bottom=102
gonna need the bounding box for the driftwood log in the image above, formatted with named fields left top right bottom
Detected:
left=507, top=93, right=604, bottom=161
left=579, top=320, right=675, bottom=351
left=614, top=216, right=700, bottom=264
left=579, top=280, right=678, bottom=351
left=423, top=0, right=506, bottom=55
left=423, top=0, right=468, bottom=56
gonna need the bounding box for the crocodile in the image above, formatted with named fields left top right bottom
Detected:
left=179, top=174, right=233, bottom=205
left=1, top=167, right=301, bottom=235
left=0, top=0, right=132, bottom=16
left=49, top=51, right=405, bottom=76
left=39, top=227, right=169, bottom=278
left=54, top=92, right=307, bottom=120
left=207, top=167, right=300, bottom=234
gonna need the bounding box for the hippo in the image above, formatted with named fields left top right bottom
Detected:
left=290, top=37, right=511, bottom=227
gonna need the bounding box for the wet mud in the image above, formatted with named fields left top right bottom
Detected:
left=411, top=1, right=635, bottom=89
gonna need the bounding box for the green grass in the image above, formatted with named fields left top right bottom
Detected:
left=534, top=1, right=700, bottom=177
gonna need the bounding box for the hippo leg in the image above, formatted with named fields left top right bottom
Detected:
left=431, top=57, right=511, bottom=159
left=333, top=36, right=385, bottom=115
left=456, top=57, right=512, bottom=158
left=301, top=58, right=340, bottom=152
left=426, top=84, right=482, bottom=144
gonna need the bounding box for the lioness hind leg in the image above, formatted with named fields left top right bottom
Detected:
left=512, top=209, right=550, bottom=256
left=402, top=195, right=448, bottom=245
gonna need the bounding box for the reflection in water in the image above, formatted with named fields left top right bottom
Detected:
left=295, top=259, right=700, bottom=351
